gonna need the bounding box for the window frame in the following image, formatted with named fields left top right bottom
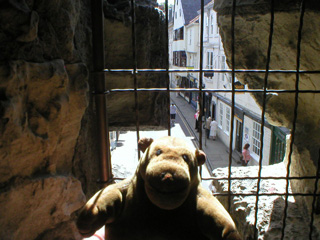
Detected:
left=225, top=106, right=231, bottom=134
left=210, top=14, right=214, bottom=34
left=252, top=121, right=262, bottom=156
left=219, top=102, right=224, bottom=128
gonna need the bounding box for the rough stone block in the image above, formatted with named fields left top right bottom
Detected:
left=212, top=163, right=319, bottom=239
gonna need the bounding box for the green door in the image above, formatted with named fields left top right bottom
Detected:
left=270, top=127, right=288, bottom=164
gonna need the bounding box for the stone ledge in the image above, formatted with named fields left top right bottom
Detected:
left=211, top=163, right=319, bottom=239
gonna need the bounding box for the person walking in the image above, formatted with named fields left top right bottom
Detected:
left=170, top=103, right=177, bottom=126
left=205, top=117, right=212, bottom=139
left=209, top=118, right=218, bottom=140
left=241, top=143, right=251, bottom=166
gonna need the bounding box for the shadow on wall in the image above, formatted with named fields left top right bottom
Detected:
left=264, top=197, right=319, bottom=239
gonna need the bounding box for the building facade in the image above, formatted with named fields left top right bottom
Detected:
left=171, top=0, right=210, bottom=108
left=169, top=0, right=288, bottom=165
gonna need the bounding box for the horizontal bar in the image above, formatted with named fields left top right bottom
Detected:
left=113, top=175, right=320, bottom=181
left=212, top=192, right=320, bottom=197
left=202, top=176, right=320, bottom=181
left=93, top=88, right=320, bottom=94
left=101, top=68, right=320, bottom=74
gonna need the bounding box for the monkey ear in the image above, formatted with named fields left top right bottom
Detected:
left=138, top=138, right=154, bottom=153
left=195, top=149, right=206, bottom=166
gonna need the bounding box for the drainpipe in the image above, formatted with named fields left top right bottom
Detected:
left=91, top=0, right=112, bottom=185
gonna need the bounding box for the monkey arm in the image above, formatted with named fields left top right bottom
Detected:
left=76, top=180, right=129, bottom=237
left=196, top=186, right=242, bottom=240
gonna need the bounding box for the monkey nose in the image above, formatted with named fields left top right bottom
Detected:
left=161, top=172, right=174, bottom=182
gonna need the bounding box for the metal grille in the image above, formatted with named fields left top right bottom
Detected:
left=91, top=0, right=320, bottom=239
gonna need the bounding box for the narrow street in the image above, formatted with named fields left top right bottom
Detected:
left=170, top=94, right=241, bottom=173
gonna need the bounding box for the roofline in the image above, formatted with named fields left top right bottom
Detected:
left=188, top=15, right=200, bottom=25
left=197, top=0, right=215, bottom=14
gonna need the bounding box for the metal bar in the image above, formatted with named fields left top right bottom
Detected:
left=130, top=0, right=141, bottom=160
left=281, top=0, right=306, bottom=239
left=198, top=0, right=205, bottom=150
left=103, top=68, right=320, bottom=74
left=226, top=0, right=237, bottom=213
left=309, top=148, right=320, bottom=239
left=116, top=174, right=320, bottom=181
left=212, top=193, right=320, bottom=197
left=165, top=0, right=171, bottom=136
left=91, top=0, right=112, bottom=184
left=96, top=88, right=320, bottom=94
left=253, top=1, right=275, bottom=237
left=202, top=176, right=320, bottom=181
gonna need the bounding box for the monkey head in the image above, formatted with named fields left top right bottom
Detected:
left=138, top=136, right=206, bottom=210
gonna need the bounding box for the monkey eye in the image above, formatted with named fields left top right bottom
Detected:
left=182, top=154, right=189, bottom=162
left=156, top=149, right=162, bottom=156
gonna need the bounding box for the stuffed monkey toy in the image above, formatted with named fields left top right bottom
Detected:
left=77, top=136, right=242, bottom=240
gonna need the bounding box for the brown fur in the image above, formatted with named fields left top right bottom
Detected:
left=77, top=136, right=242, bottom=240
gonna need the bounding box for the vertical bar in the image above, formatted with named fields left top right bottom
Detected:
left=310, top=148, right=320, bottom=239
left=91, top=0, right=112, bottom=184
left=199, top=0, right=205, bottom=150
left=130, top=0, right=141, bottom=159
left=227, top=0, right=237, bottom=212
left=165, top=0, right=171, bottom=136
left=281, top=0, right=306, bottom=239
left=253, top=0, right=275, bottom=238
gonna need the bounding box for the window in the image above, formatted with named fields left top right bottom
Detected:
left=205, top=14, right=209, bottom=36
left=215, top=15, right=219, bottom=34
left=252, top=122, right=261, bottom=156
left=210, top=14, right=214, bottom=34
left=220, top=56, right=226, bottom=69
left=220, top=56, right=226, bottom=82
left=189, top=55, right=193, bottom=67
left=92, top=2, right=319, bottom=239
left=204, top=52, right=214, bottom=77
left=174, top=27, right=184, bottom=41
left=219, top=103, right=223, bottom=127
left=206, top=52, right=213, bottom=69
left=189, top=29, right=192, bottom=45
left=173, top=51, right=186, bottom=67
left=225, top=106, right=231, bottom=133
left=179, top=9, right=181, bottom=17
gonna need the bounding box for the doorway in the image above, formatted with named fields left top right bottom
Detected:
left=211, top=103, right=216, bottom=120
left=235, top=119, right=243, bottom=152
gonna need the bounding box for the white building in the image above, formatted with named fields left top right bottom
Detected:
left=200, top=1, right=289, bottom=166
left=171, top=0, right=211, bottom=108
left=169, top=0, right=289, bottom=165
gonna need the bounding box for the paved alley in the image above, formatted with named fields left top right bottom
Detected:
left=170, top=93, right=242, bottom=173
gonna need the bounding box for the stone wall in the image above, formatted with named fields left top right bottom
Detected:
left=0, top=0, right=166, bottom=239
left=0, top=0, right=91, bottom=238
left=103, top=1, right=168, bottom=130
left=214, top=0, right=320, bottom=238
left=212, top=162, right=320, bottom=239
